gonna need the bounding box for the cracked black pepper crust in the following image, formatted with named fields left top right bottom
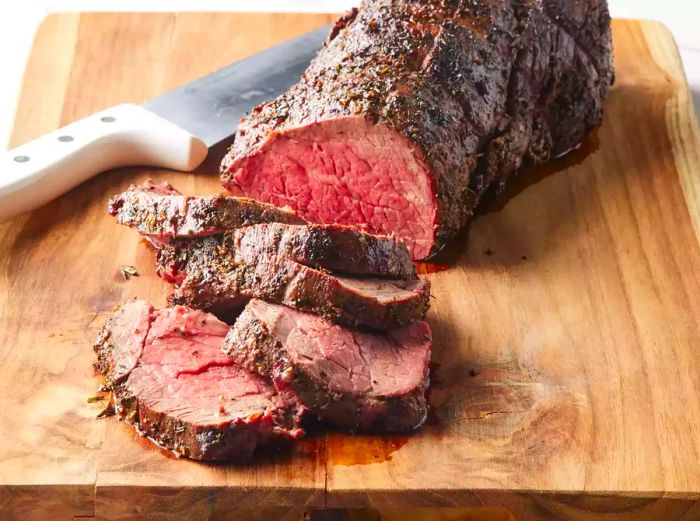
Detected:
left=222, top=0, right=613, bottom=258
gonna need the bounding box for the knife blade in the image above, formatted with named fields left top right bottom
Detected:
left=0, top=25, right=329, bottom=224
left=143, top=26, right=329, bottom=147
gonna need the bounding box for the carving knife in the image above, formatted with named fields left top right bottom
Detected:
left=0, top=26, right=329, bottom=223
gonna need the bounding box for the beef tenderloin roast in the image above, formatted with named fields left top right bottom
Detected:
left=221, top=0, right=613, bottom=259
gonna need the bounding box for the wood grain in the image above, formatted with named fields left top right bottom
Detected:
left=1, top=12, right=700, bottom=520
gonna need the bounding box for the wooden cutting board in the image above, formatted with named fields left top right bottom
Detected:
left=2, top=12, right=700, bottom=521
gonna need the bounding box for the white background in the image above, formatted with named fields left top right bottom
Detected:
left=1, top=0, right=699, bottom=149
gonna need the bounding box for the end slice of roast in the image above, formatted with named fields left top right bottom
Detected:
left=224, top=299, right=432, bottom=433
left=95, top=300, right=305, bottom=462
left=108, top=180, right=304, bottom=240
left=220, top=0, right=613, bottom=259
left=158, top=231, right=430, bottom=329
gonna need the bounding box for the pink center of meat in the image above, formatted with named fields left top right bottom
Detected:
left=129, top=306, right=282, bottom=427
left=227, top=117, right=437, bottom=259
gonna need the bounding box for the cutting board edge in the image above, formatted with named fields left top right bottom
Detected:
left=0, top=483, right=96, bottom=520
left=323, top=486, right=700, bottom=509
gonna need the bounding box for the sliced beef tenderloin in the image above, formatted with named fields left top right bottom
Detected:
left=94, top=300, right=305, bottom=462
left=108, top=180, right=304, bottom=241
left=221, top=0, right=613, bottom=259
left=224, top=299, right=432, bottom=433
left=233, top=223, right=416, bottom=279
left=157, top=232, right=430, bottom=329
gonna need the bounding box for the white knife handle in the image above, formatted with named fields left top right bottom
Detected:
left=0, top=103, right=208, bottom=223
